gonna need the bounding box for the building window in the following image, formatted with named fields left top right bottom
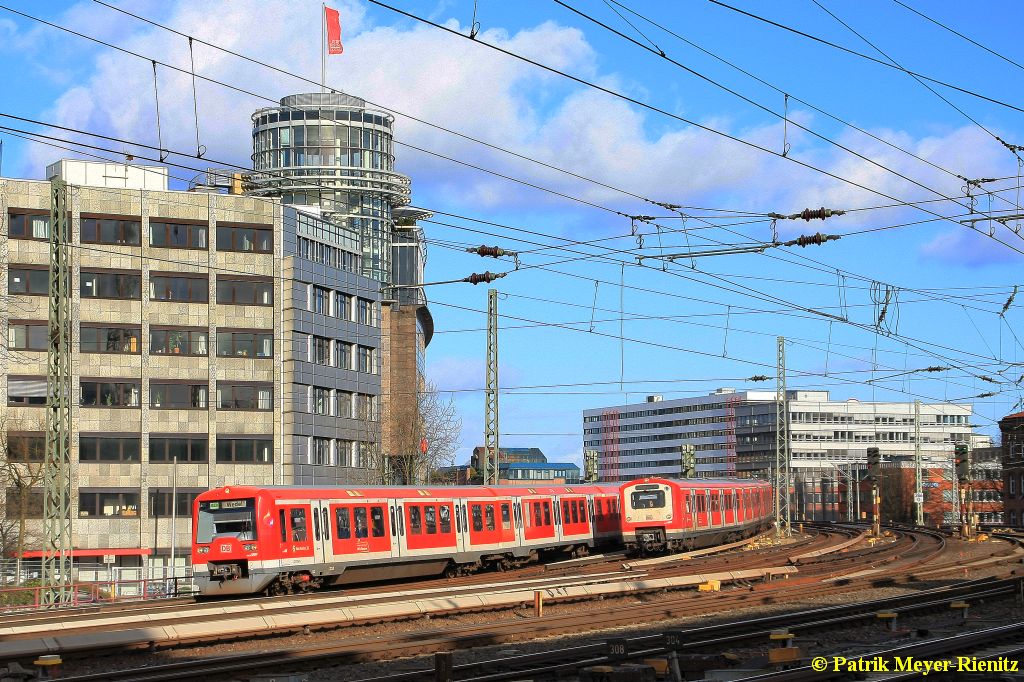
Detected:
left=8, top=267, right=49, bottom=295
left=150, top=328, right=208, bottom=356
left=81, top=217, right=141, bottom=246
left=149, top=436, right=208, bottom=463
left=80, top=325, right=142, bottom=354
left=217, top=277, right=273, bottom=306
left=6, top=433, right=45, bottom=462
left=7, top=377, right=47, bottom=406
left=148, top=490, right=202, bottom=518
left=335, top=292, right=352, bottom=319
left=79, top=436, right=141, bottom=462
left=78, top=490, right=140, bottom=518
left=8, top=322, right=47, bottom=351
left=4, top=487, right=44, bottom=518
left=336, top=342, right=352, bottom=369
left=312, top=387, right=331, bottom=415
left=80, top=271, right=142, bottom=299
left=150, top=221, right=207, bottom=249
left=335, top=391, right=353, bottom=418
left=311, top=336, right=332, bottom=365
left=150, top=382, right=208, bottom=409
left=312, top=286, right=330, bottom=315
left=80, top=381, right=141, bottom=408
left=217, top=383, right=272, bottom=410
left=357, top=345, right=376, bottom=373
left=217, top=330, right=273, bottom=358
left=311, top=437, right=332, bottom=465
left=8, top=213, right=50, bottom=240
left=355, top=393, right=378, bottom=421
left=357, top=298, right=375, bottom=326
left=216, top=225, right=272, bottom=253
left=216, top=437, right=272, bottom=463
left=150, top=275, right=209, bottom=303
left=1011, top=476, right=1017, bottom=497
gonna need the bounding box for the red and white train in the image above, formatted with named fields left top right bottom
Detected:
left=191, top=478, right=773, bottom=596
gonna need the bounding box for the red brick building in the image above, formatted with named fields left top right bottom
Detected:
left=1001, top=412, right=1024, bottom=528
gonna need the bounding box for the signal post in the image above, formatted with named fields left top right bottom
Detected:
left=867, top=447, right=881, bottom=537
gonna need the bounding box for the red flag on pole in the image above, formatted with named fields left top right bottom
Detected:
left=325, top=6, right=343, bottom=55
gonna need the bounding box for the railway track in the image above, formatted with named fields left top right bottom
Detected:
left=5, top=525, right=1005, bottom=681
left=50, top=576, right=1024, bottom=681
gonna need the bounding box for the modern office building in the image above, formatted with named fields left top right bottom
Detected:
left=583, top=388, right=980, bottom=482
left=247, top=93, right=433, bottom=483
left=1, top=159, right=383, bottom=572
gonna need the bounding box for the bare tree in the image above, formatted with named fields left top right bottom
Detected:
left=388, top=381, right=462, bottom=485
left=0, top=414, right=46, bottom=567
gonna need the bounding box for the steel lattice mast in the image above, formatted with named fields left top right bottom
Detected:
left=775, top=336, right=791, bottom=537
left=914, top=400, right=924, bottom=526
left=483, top=288, right=499, bottom=485
left=43, top=179, right=73, bottom=604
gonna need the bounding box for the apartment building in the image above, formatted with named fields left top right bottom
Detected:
left=0, top=160, right=382, bottom=570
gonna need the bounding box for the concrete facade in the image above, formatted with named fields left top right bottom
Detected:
left=0, top=170, right=382, bottom=567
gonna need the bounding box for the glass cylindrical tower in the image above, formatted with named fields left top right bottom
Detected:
left=249, top=93, right=411, bottom=283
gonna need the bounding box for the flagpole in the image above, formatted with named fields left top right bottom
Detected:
left=321, top=3, right=326, bottom=93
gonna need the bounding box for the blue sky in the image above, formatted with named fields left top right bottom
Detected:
left=2, top=1, right=1023, bottom=467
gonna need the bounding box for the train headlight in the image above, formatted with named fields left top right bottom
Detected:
left=197, top=546, right=210, bottom=554
left=243, top=543, right=257, bottom=552
left=667, top=515, right=672, bottom=520
left=626, top=516, right=632, bottom=522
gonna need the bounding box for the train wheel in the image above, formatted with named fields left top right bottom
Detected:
left=443, top=562, right=460, bottom=579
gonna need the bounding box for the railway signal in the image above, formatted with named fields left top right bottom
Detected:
left=679, top=444, right=696, bottom=478
left=954, top=442, right=973, bottom=538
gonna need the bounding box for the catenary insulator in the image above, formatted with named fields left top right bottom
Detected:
left=464, top=271, right=506, bottom=285
left=467, top=245, right=517, bottom=258
left=783, top=232, right=840, bottom=247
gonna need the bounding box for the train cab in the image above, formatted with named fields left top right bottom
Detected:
left=620, top=479, right=676, bottom=553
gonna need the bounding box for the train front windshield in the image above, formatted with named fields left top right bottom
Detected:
left=630, top=490, right=666, bottom=509
left=196, top=499, right=256, bottom=543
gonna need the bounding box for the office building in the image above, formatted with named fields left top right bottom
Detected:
left=247, top=93, right=433, bottom=482
left=1, top=159, right=382, bottom=572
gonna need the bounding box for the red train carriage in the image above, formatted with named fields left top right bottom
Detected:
left=193, top=478, right=773, bottom=597
left=619, top=478, right=773, bottom=553
left=193, top=483, right=621, bottom=596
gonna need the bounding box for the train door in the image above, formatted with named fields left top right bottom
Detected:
left=695, top=490, right=709, bottom=528
left=388, top=499, right=403, bottom=557
left=681, top=491, right=694, bottom=530
left=723, top=491, right=736, bottom=526
left=311, top=499, right=331, bottom=564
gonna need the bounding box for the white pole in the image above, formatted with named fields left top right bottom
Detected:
left=169, top=455, right=177, bottom=583
left=321, top=4, right=326, bottom=93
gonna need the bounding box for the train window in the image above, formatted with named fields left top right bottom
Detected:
left=279, top=508, right=287, bottom=542
left=440, top=505, right=452, bottom=533
left=685, top=495, right=694, bottom=513
left=696, top=495, right=707, bottom=513
left=354, top=507, right=368, bottom=539
left=501, top=503, right=511, bottom=530
left=322, top=508, right=330, bottom=541
left=290, top=508, right=307, bottom=541
left=710, top=494, right=720, bottom=513
left=543, top=502, right=552, bottom=526
left=390, top=507, right=397, bottom=536
left=578, top=500, right=586, bottom=523
left=631, top=490, right=666, bottom=509
left=485, top=505, right=495, bottom=531
left=561, top=500, right=570, bottom=522
left=313, top=508, right=321, bottom=541
left=425, top=505, right=437, bottom=534
left=472, top=505, right=483, bottom=532
left=409, top=506, right=422, bottom=535
left=336, top=507, right=351, bottom=539
left=570, top=501, right=579, bottom=524
left=370, top=506, right=385, bottom=537
left=533, top=502, right=543, bottom=527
